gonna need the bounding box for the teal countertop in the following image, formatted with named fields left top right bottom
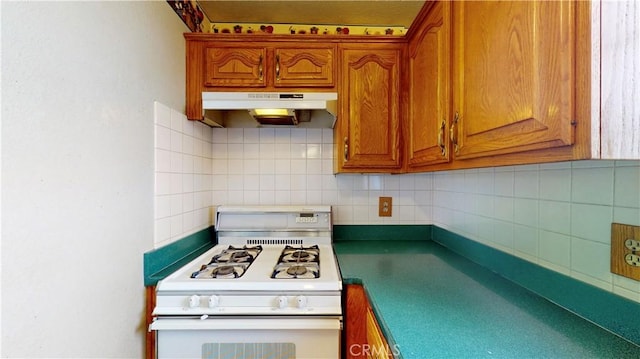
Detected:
left=335, top=240, right=640, bottom=359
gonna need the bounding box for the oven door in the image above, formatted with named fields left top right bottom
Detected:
left=150, top=316, right=342, bottom=359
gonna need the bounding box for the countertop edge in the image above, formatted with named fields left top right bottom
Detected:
left=143, top=227, right=216, bottom=286
left=430, top=226, right=640, bottom=345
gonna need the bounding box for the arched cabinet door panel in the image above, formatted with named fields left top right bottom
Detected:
left=336, top=44, right=403, bottom=173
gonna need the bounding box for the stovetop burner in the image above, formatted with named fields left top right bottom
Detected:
left=271, top=245, right=320, bottom=279
left=279, top=245, right=320, bottom=263
left=211, top=245, right=262, bottom=264
left=287, top=265, right=308, bottom=276
left=190, top=245, right=262, bottom=279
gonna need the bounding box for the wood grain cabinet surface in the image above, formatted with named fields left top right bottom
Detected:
left=407, top=0, right=639, bottom=171
left=406, top=1, right=451, bottom=171
left=204, top=46, right=267, bottom=87
left=335, top=43, right=404, bottom=173
left=451, top=0, right=576, bottom=160
left=203, top=45, right=335, bottom=88
left=185, top=34, right=336, bottom=120
left=416, top=0, right=636, bottom=164
left=183, top=0, right=639, bottom=167
left=274, top=47, right=335, bottom=87
left=344, top=284, right=393, bottom=359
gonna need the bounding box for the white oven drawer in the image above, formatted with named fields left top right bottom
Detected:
left=151, top=317, right=341, bottom=359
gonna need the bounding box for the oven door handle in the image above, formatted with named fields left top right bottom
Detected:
left=150, top=317, right=341, bottom=331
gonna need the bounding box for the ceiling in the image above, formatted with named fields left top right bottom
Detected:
left=197, top=1, right=426, bottom=28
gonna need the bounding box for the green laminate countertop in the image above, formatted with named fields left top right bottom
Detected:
left=334, top=240, right=640, bottom=359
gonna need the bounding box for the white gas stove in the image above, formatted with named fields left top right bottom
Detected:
left=150, top=205, right=342, bottom=359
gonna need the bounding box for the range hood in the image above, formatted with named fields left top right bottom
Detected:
left=201, top=92, right=338, bottom=127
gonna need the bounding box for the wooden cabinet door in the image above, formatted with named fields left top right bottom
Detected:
left=345, top=284, right=368, bottom=359
left=274, top=47, right=335, bottom=87
left=204, top=46, right=266, bottom=87
left=366, top=307, right=392, bottom=359
left=452, top=1, right=575, bottom=159
left=345, top=284, right=392, bottom=359
left=407, top=1, right=451, bottom=170
left=337, top=45, right=402, bottom=172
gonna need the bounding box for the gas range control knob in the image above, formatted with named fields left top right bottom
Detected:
left=208, top=295, right=219, bottom=308
left=296, top=295, right=308, bottom=308
left=277, top=296, right=288, bottom=309
left=188, top=295, right=200, bottom=308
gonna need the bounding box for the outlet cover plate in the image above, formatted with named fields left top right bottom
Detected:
left=611, top=223, right=640, bottom=281
left=378, top=197, right=392, bottom=217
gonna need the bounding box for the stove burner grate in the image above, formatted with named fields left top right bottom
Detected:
left=211, top=265, right=239, bottom=278
left=286, top=265, right=308, bottom=276
left=271, top=245, right=321, bottom=279
left=278, top=245, right=320, bottom=264
left=272, top=263, right=319, bottom=279
left=210, top=245, right=262, bottom=264
left=292, top=251, right=310, bottom=260
left=190, top=245, right=262, bottom=279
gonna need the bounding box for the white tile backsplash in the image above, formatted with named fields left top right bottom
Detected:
left=614, top=165, right=640, bottom=208
left=206, top=128, right=436, bottom=225
left=153, top=102, right=214, bottom=247
left=433, top=160, right=640, bottom=303
left=539, top=168, right=572, bottom=201
left=570, top=203, right=613, bottom=243
left=572, top=166, right=614, bottom=205
left=539, top=230, right=572, bottom=270
left=570, top=237, right=612, bottom=283
left=152, top=115, right=640, bottom=303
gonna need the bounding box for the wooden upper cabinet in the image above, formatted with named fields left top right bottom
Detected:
left=204, top=46, right=266, bottom=87
left=185, top=35, right=336, bottom=120
left=203, top=45, right=334, bottom=88
left=406, top=1, right=451, bottom=170
left=336, top=44, right=403, bottom=172
left=274, top=47, right=334, bottom=87
left=451, top=0, right=576, bottom=160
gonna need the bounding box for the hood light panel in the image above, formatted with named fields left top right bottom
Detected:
left=248, top=108, right=298, bottom=126
left=252, top=109, right=291, bottom=117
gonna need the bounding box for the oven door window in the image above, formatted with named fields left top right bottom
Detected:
left=203, top=343, right=294, bottom=359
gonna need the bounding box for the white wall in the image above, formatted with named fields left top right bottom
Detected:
left=2, top=2, right=186, bottom=357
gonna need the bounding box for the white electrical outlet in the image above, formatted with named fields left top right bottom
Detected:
left=624, top=253, right=640, bottom=267
left=625, top=253, right=640, bottom=267
left=625, top=239, right=640, bottom=251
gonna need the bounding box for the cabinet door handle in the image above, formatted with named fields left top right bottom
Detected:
left=343, top=137, right=349, bottom=162
left=275, top=54, right=280, bottom=81
left=438, top=119, right=447, bottom=156
left=450, top=112, right=460, bottom=154
left=258, top=54, right=264, bottom=81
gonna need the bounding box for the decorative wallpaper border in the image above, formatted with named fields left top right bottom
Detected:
left=167, top=0, right=208, bottom=32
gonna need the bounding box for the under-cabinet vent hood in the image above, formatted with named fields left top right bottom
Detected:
left=201, top=92, right=338, bottom=128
